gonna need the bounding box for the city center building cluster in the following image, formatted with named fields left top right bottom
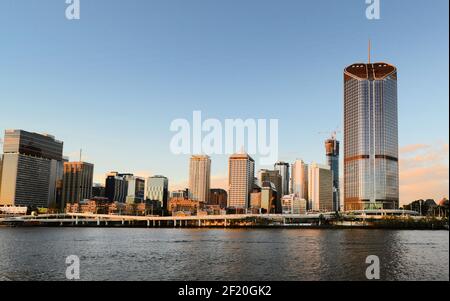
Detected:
left=0, top=60, right=402, bottom=216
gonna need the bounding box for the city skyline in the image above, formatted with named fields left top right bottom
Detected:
left=0, top=1, right=448, bottom=204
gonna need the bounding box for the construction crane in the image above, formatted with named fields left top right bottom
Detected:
left=318, top=128, right=341, bottom=140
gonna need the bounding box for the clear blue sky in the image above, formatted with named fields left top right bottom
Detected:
left=0, top=0, right=448, bottom=189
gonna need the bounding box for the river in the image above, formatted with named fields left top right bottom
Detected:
left=0, top=228, right=448, bottom=281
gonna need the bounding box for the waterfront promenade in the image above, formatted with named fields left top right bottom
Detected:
left=0, top=209, right=426, bottom=228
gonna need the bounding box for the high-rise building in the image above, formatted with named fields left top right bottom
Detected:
left=258, top=169, right=282, bottom=213
left=145, top=175, right=169, bottom=210
left=274, top=161, right=290, bottom=197
left=344, top=62, right=399, bottom=210
left=105, top=172, right=128, bottom=203
left=260, top=181, right=277, bottom=213
left=62, top=161, right=94, bottom=205
left=325, top=137, right=340, bottom=211
left=188, top=155, right=211, bottom=203
left=209, top=188, right=228, bottom=208
left=228, top=153, right=255, bottom=209
left=291, top=160, right=308, bottom=200
left=0, top=130, right=64, bottom=208
left=308, top=163, right=333, bottom=212
left=121, top=174, right=145, bottom=204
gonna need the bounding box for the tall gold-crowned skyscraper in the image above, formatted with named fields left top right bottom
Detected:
left=343, top=46, right=399, bottom=211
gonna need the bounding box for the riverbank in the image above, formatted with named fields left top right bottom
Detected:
left=1, top=221, right=448, bottom=230
left=1, top=213, right=447, bottom=230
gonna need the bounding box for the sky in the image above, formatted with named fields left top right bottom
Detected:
left=0, top=0, right=448, bottom=204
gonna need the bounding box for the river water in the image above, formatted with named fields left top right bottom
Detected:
left=0, top=228, right=448, bottom=281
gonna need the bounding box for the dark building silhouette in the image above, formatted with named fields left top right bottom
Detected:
left=209, top=189, right=228, bottom=208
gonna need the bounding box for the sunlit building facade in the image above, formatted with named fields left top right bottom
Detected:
left=228, top=153, right=255, bottom=209
left=344, top=62, right=399, bottom=210
left=308, top=163, right=333, bottom=212
left=62, top=161, right=94, bottom=205
left=188, top=155, right=211, bottom=203
left=291, top=160, right=308, bottom=200
left=0, top=130, right=64, bottom=208
left=258, top=169, right=282, bottom=213
left=145, top=175, right=169, bottom=210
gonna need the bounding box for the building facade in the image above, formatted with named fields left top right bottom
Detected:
left=325, top=138, right=340, bottom=211
left=145, top=175, right=169, bottom=210
left=188, top=155, right=211, bottom=203
left=258, top=169, right=282, bottom=213
left=228, top=153, right=255, bottom=209
left=274, top=161, right=290, bottom=197
left=291, top=160, right=308, bottom=200
left=171, top=189, right=189, bottom=199
left=168, top=197, right=202, bottom=216
left=122, top=174, right=145, bottom=204
left=308, top=163, right=333, bottom=212
left=209, top=188, right=228, bottom=208
left=105, top=172, right=128, bottom=203
left=344, top=62, right=399, bottom=210
left=281, top=194, right=308, bottom=214
left=62, top=161, right=94, bottom=205
left=92, top=183, right=106, bottom=198
left=260, top=181, right=277, bottom=213
left=0, top=130, right=64, bottom=208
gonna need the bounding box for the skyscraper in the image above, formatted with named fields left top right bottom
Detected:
left=105, top=172, right=128, bottom=203
left=145, top=175, right=169, bottom=210
left=344, top=61, right=399, bottom=210
left=228, top=153, right=255, bottom=209
left=258, top=169, right=282, bottom=213
left=308, top=163, right=333, bottom=212
left=274, top=161, right=290, bottom=197
left=62, top=161, right=94, bottom=205
left=122, top=174, right=145, bottom=204
left=188, top=155, right=211, bottom=203
left=0, top=130, right=63, bottom=208
left=291, top=160, right=308, bottom=200
left=325, top=137, right=340, bottom=211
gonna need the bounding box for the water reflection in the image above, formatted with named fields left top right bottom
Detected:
left=0, top=228, right=448, bottom=281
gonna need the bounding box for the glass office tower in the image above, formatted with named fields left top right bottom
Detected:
left=344, top=62, right=399, bottom=210
left=145, top=175, right=169, bottom=210
left=325, top=138, right=340, bottom=211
